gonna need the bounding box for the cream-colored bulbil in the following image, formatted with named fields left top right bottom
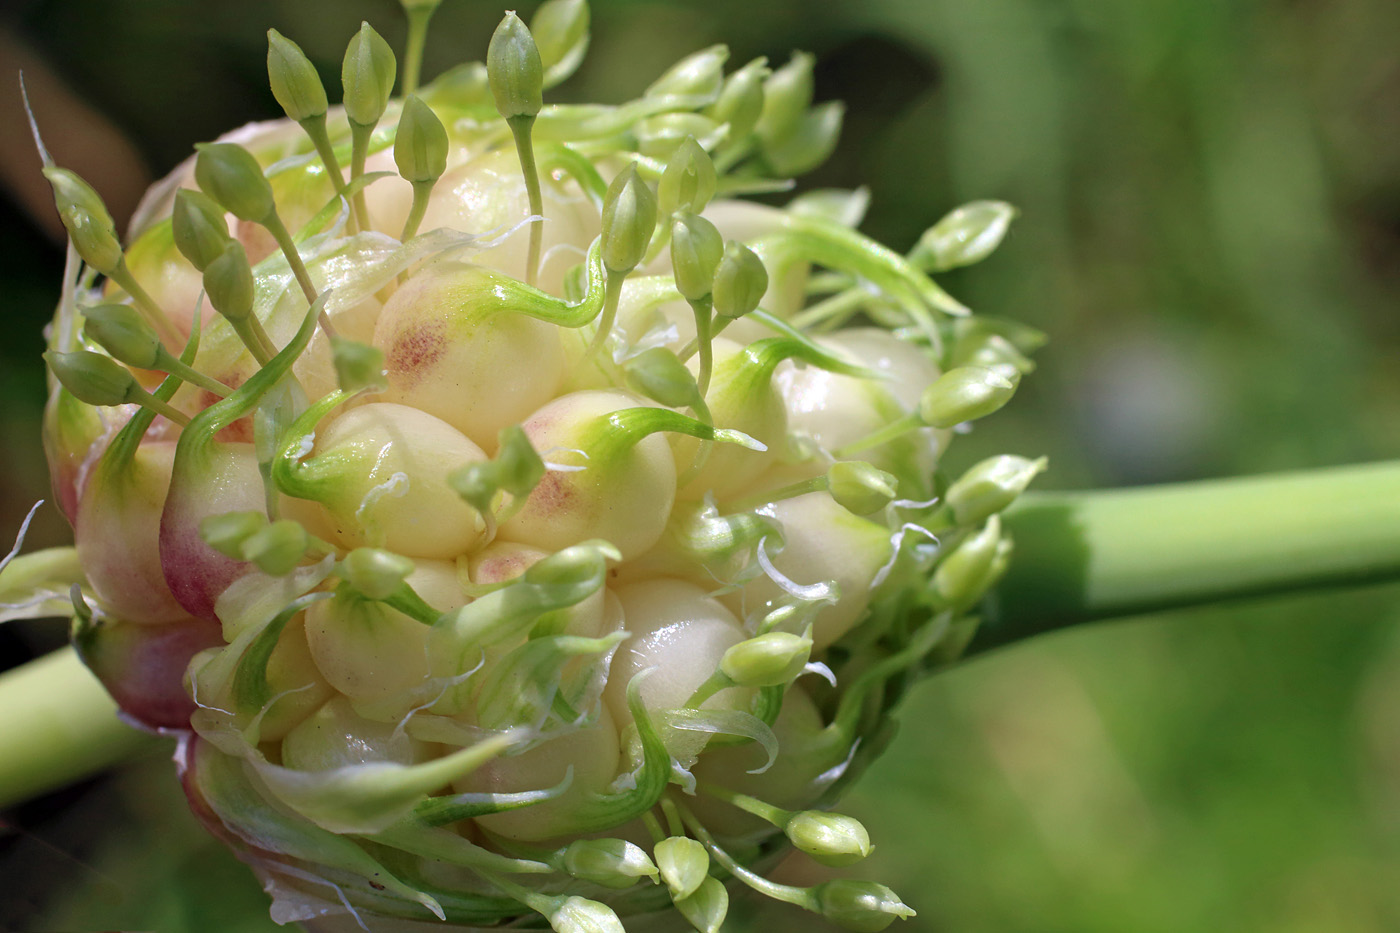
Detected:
left=282, top=695, right=433, bottom=771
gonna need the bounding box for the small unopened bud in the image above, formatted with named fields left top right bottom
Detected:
left=83, top=303, right=161, bottom=370
left=670, top=212, right=724, bottom=302
left=646, top=44, right=728, bottom=102
left=600, top=164, right=657, bottom=274
left=203, top=241, right=256, bottom=322
left=711, top=240, right=767, bottom=320
left=911, top=201, right=1018, bottom=273
left=449, top=461, right=499, bottom=516
left=827, top=461, right=898, bottom=516
left=754, top=51, right=814, bottom=148
left=918, top=366, right=1017, bottom=429
left=331, top=336, right=387, bottom=393
left=394, top=95, right=448, bottom=185
left=240, top=519, right=309, bottom=576
left=658, top=136, right=717, bottom=217
left=933, top=515, right=1003, bottom=609
left=267, top=29, right=328, bottom=123
left=720, top=631, right=811, bottom=687
left=42, top=167, right=122, bottom=274
left=624, top=347, right=700, bottom=408
left=560, top=838, right=658, bottom=889
left=762, top=100, right=844, bottom=177
left=655, top=836, right=708, bottom=900
left=531, top=0, right=590, bottom=88
left=547, top=896, right=625, bottom=933
left=707, top=57, right=768, bottom=141
left=342, top=22, right=397, bottom=127
left=636, top=113, right=720, bottom=161
left=44, top=350, right=137, bottom=407
left=194, top=143, right=275, bottom=224
left=675, top=876, right=729, bottom=933
left=199, top=511, right=268, bottom=560
left=813, top=880, right=915, bottom=932
left=172, top=189, right=232, bottom=272
left=487, top=11, right=543, bottom=120
left=341, top=548, right=415, bottom=600
left=494, top=425, right=546, bottom=499
left=785, top=811, right=872, bottom=867
left=945, top=454, right=1046, bottom=526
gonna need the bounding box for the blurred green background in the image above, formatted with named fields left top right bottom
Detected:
left=2, top=0, right=1400, bottom=929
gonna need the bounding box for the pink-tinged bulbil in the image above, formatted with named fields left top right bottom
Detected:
left=74, top=614, right=225, bottom=729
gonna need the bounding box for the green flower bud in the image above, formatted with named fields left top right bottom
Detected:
left=827, top=461, right=898, bottom=516
left=43, top=350, right=137, bottom=407
left=172, top=189, right=232, bottom=272
left=203, top=240, right=256, bottom=322
left=658, top=136, right=717, bottom=218
left=918, top=366, right=1017, bottom=429
left=911, top=201, right=1018, bottom=273
left=532, top=0, right=590, bottom=89
left=813, top=880, right=915, bottom=932
left=646, top=44, right=728, bottom=102
left=675, top=876, right=729, bottom=933
left=198, top=511, right=268, bottom=560
left=707, top=57, right=768, bottom=141
left=719, top=631, right=811, bottom=687
left=945, top=454, right=1046, bottom=526
left=449, top=461, right=499, bottom=516
left=655, top=836, right=708, bottom=900
left=487, top=11, right=543, bottom=120
left=42, top=167, right=123, bottom=274
left=624, top=347, right=700, bottom=409
left=548, top=896, right=625, bottom=933
left=494, top=425, right=547, bottom=499
left=330, top=336, right=387, bottom=393
left=932, top=515, right=1003, bottom=609
left=670, top=212, right=724, bottom=302
left=762, top=100, right=844, bottom=177
left=239, top=519, right=309, bottom=576
left=784, top=811, right=872, bottom=867
left=342, top=22, right=397, bottom=128
left=194, top=143, right=275, bottom=224
left=560, top=838, right=659, bottom=889
left=267, top=29, right=328, bottom=123
left=754, top=51, right=814, bottom=149
left=82, top=303, right=161, bottom=370
left=711, top=240, right=767, bottom=320
left=600, top=163, right=658, bottom=274
left=394, top=95, right=448, bottom=185
left=636, top=113, right=721, bottom=161
left=341, top=548, right=415, bottom=601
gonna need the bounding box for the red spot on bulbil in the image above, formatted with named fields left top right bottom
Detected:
left=388, top=323, right=448, bottom=388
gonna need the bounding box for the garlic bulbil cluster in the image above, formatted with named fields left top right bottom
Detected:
left=18, top=1, right=1043, bottom=929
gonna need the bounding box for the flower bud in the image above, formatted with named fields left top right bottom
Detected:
left=394, top=95, right=448, bottom=185
left=199, top=511, right=268, bottom=560
left=624, top=348, right=700, bottom=409
left=813, top=880, right=915, bottom=932
left=82, top=303, right=162, bottom=370
left=719, top=631, right=811, bottom=687
left=331, top=336, right=387, bottom=393
left=494, top=425, right=547, bottom=499
left=762, top=100, right=844, bottom=177
left=44, top=350, right=137, bottom=407
left=487, top=11, right=543, bottom=120
left=711, top=240, right=767, bottom=320
left=646, top=44, right=728, bottom=102
left=675, top=876, right=729, bottom=933
left=239, top=519, right=309, bottom=576
left=172, top=189, right=232, bottom=272
left=945, top=454, right=1046, bottom=526
left=910, top=201, right=1017, bottom=273
left=636, top=113, right=720, bottom=161
left=449, top=461, right=499, bottom=515
left=548, top=896, right=625, bottom=933
left=267, top=29, right=328, bottom=123
left=933, top=515, right=1003, bottom=609
left=532, top=0, right=590, bottom=89
left=341, top=548, right=415, bottom=601
left=560, top=838, right=659, bottom=889
left=194, top=143, right=275, bottom=224
left=203, top=241, right=256, bottom=322
left=658, top=136, right=717, bottom=217
left=754, top=51, right=814, bottom=148
left=655, top=836, right=708, bottom=900
left=827, top=461, right=898, bottom=516
left=708, top=57, right=768, bottom=142
left=342, top=22, right=397, bottom=127
left=600, top=163, right=657, bottom=274
left=784, top=811, right=872, bottom=867
left=670, top=212, right=724, bottom=302
left=42, top=167, right=123, bottom=274
left=918, top=365, right=1017, bottom=429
